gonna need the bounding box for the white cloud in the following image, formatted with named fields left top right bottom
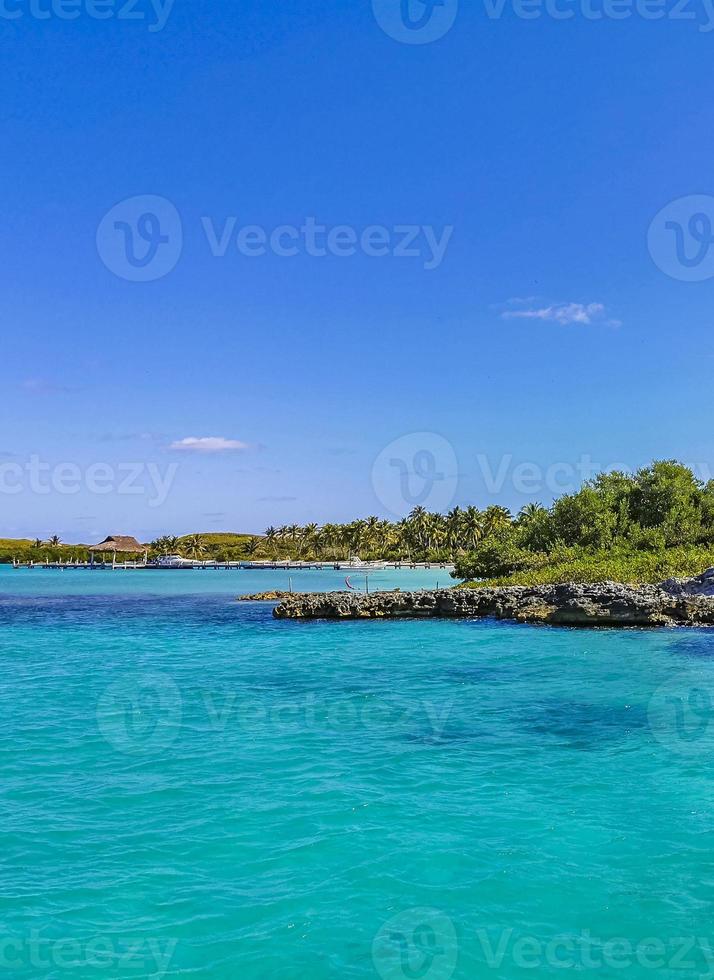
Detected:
left=501, top=301, right=620, bottom=327
left=170, top=437, right=249, bottom=453
left=22, top=377, right=74, bottom=394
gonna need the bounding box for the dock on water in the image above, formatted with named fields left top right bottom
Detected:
left=11, top=559, right=455, bottom=572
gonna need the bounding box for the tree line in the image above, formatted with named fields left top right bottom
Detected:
left=154, top=460, right=714, bottom=576
left=14, top=461, right=714, bottom=582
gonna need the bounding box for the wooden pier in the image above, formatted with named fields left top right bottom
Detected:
left=11, top=559, right=455, bottom=572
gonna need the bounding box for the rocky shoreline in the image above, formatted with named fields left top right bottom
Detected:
left=237, top=591, right=294, bottom=602
left=272, top=572, right=714, bottom=627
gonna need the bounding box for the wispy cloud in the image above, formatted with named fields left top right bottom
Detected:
left=22, top=378, right=75, bottom=394
left=96, top=431, right=159, bottom=444
left=500, top=300, right=621, bottom=327
left=170, top=437, right=249, bottom=453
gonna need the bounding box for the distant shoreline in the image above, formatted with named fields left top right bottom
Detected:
left=7, top=557, right=454, bottom=572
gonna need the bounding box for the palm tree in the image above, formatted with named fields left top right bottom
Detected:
left=334, top=525, right=351, bottom=559
left=315, top=525, right=334, bottom=557
left=206, top=543, right=224, bottom=562
left=518, top=502, right=546, bottom=524
left=364, top=516, right=381, bottom=551
left=445, top=507, right=463, bottom=555
left=407, top=506, right=435, bottom=554
left=264, top=526, right=279, bottom=556
left=376, top=520, right=395, bottom=557
left=151, top=535, right=179, bottom=556
left=396, top=518, right=413, bottom=559
left=184, top=534, right=205, bottom=560
left=348, top=519, right=367, bottom=557
left=297, top=524, right=319, bottom=558
left=285, top=525, right=299, bottom=556
left=429, top=512, right=446, bottom=552
left=461, top=506, right=484, bottom=550
left=49, top=535, right=61, bottom=547
left=33, top=538, right=43, bottom=549
left=483, top=505, right=513, bottom=537
left=245, top=536, right=260, bottom=557
left=276, top=526, right=289, bottom=555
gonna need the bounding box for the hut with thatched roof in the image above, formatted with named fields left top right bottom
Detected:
left=89, top=535, right=147, bottom=565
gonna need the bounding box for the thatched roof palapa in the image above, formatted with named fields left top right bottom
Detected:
left=90, top=535, right=145, bottom=553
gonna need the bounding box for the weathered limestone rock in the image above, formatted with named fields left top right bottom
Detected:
left=273, top=581, right=714, bottom=627
left=659, top=567, right=714, bottom=598
left=238, top=591, right=294, bottom=601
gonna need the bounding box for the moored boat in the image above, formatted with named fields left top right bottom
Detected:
left=334, top=558, right=387, bottom=572
left=150, top=555, right=196, bottom=569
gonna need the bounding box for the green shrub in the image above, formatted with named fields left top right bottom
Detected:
left=453, top=538, right=547, bottom=580
left=458, top=545, right=714, bottom=588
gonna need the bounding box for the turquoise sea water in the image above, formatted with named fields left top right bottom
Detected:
left=2, top=565, right=714, bottom=979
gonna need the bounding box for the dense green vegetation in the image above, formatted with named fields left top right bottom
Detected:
left=453, top=461, right=714, bottom=585
left=0, top=538, right=92, bottom=565
left=237, top=515, right=486, bottom=562
left=151, top=533, right=258, bottom=561
left=459, top=545, right=714, bottom=587
left=1, top=533, right=259, bottom=565
left=228, top=461, right=714, bottom=585
left=6, top=461, right=714, bottom=585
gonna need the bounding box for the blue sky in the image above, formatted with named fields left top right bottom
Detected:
left=2, top=0, right=713, bottom=541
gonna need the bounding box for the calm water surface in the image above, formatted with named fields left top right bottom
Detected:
left=1, top=565, right=713, bottom=978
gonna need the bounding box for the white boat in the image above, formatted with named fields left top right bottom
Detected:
left=152, top=555, right=196, bottom=569
left=336, top=558, right=387, bottom=572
